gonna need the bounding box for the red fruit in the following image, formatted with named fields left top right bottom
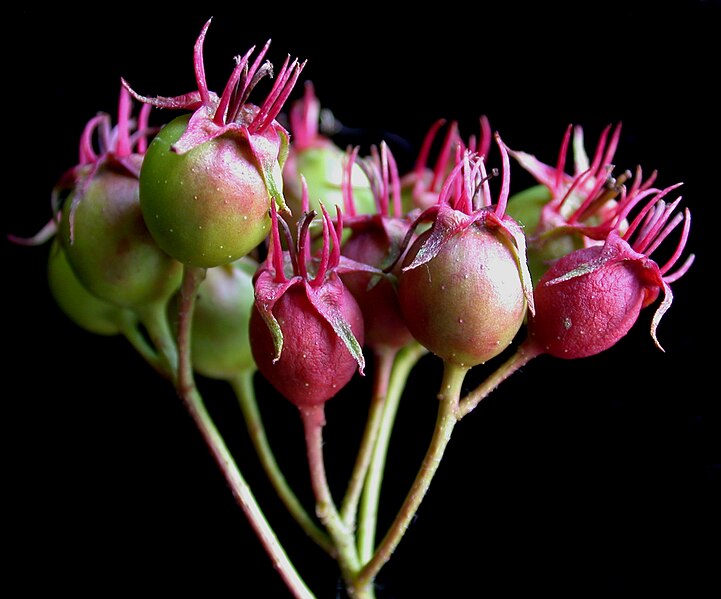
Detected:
left=250, top=283, right=364, bottom=407
left=250, top=201, right=371, bottom=407
left=340, top=143, right=417, bottom=352
left=527, top=184, right=694, bottom=358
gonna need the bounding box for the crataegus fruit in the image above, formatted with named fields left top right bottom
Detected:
left=250, top=201, right=370, bottom=408
left=139, top=113, right=279, bottom=267
left=398, top=141, right=534, bottom=368
left=56, top=88, right=183, bottom=309
left=125, top=19, right=304, bottom=268
left=187, top=258, right=258, bottom=380
left=526, top=184, right=694, bottom=358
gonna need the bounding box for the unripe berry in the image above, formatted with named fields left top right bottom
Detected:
left=398, top=139, right=534, bottom=368
left=124, top=19, right=304, bottom=267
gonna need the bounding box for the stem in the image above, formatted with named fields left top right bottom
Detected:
left=229, top=369, right=334, bottom=555
left=117, top=310, right=167, bottom=376
left=135, top=299, right=178, bottom=382
left=176, top=265, right=316, bottom=599
left=357, top=343, right=427, bottom=562
left=457, top=340, right=541, bottom=420
left=300, top=405, right=373, bottom=599
left=340, top=346, right=396, bottom=528
left=355, top=360, right=467, bottom=590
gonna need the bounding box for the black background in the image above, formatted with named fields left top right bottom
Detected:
left=5, top=3, right=719, bottom=597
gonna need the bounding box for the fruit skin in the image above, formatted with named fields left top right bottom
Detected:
left=249, top=281, right=364, bottom=407
left=341, top=224, right=414, bottom=351
left=47, top=240, right=127, bottom=336
left=188, top=259, right=258, bottom=380
left=526, top=241, right=648, bottom=359
left=399, top=224, right=527, bottom=367
left=59, top=156, right=183, bottom=309
left=139, top=114, right=276, bottom=268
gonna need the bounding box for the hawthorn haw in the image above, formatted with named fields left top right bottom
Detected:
left=525, top=182, right=694, bottom=358
left=398, top=136, right=534, bottom=368
left=123, top=19, right=305, bottom=267
left=249, top=194, right=379, bottom=408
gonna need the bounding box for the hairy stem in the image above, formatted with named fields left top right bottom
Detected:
left=301, top=405, right=374, bottom=599
left=458, top=340, right=541, bottom=419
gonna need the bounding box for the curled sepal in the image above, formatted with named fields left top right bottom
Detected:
left=397, top=142, right=532, bottom=367
left=122, top=20, right=305, bottom=154
left=527, top=185, right=694, bottom=358
left=250, top=200, right=367, bottom=407
left=488, top=212, right=536, bottom=316
left=253, top=269, right=298, bottom=363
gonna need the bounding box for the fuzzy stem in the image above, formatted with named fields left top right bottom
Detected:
left=355, top=360, right=466, bottom=590
left=229, top=369, right=334, bottom=555
left=457, top=340, right=541, bottom=420
left=340, top=346, right=396, bottom=528
left=357, top=343, right=427, bottom=562
left=300, top=405, right=373, bottom=599
left=176, top=266, right=316, bottom=599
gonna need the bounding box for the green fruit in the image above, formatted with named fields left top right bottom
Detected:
left=188, top=258, right=258, bottom=379
left=139, top=114, right=279, bottom=267
left=59, top=160, right=183, bottom=309
left=47, top=240, right=127, bottom=336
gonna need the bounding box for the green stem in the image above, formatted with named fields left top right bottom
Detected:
left=355, top=360, right=467, bottom=590
left=117, top=310, right=166, bottom=376
left=457, top=340, right=541, bottom=420
left=135, top=299, right=178, bottom=382
left=229, top=369, right=334, bottom=556
left=176, top=266, right=316, bottom=599
left=357, top=343, right=427, bottom=563
left=340, top=346, right=396, bottom=528
left=300, top=404, right=373, bottom=599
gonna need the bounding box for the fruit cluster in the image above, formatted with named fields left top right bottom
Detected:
left=15, top=19, right=694, bottom=599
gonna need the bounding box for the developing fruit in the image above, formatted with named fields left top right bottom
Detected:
left=250, top=198, right=374, bottom=408
left=56, top=87, right=183, bottom=309
left=124, top=19, right=304, bottom=267
left=398, top=138, right=534, bottom=368
left=526, top=183, right=694, bottom=358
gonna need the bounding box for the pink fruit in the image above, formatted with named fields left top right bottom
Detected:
left=527, top=183, right=694, bottom=358
left=398, top=138, right=534, bottom=367
left=250, top=200, right=373, bottom=407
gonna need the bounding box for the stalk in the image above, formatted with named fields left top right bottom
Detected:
left=176, top=265, right=316, bottom=599
left=354, top=360, right=466, bottom=591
